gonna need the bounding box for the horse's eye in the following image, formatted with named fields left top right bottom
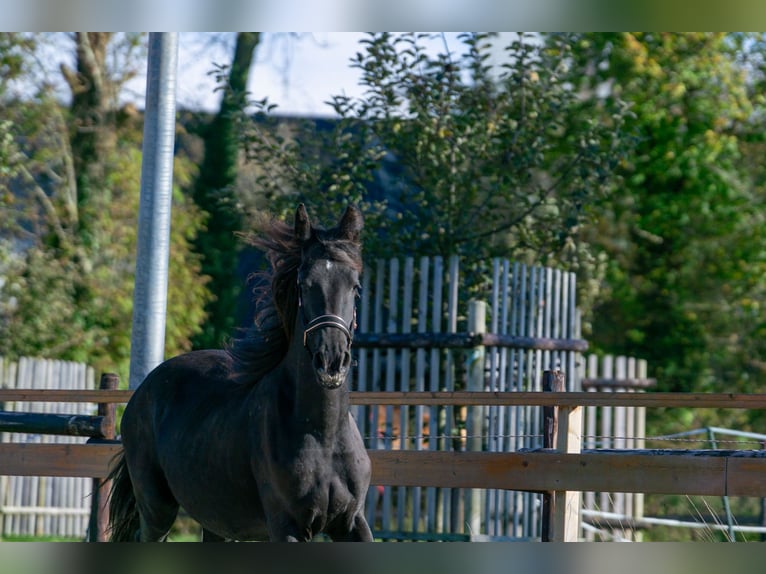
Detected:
left=353, top=284, right=362, bottom=298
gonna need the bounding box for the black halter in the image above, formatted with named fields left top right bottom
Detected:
left=297, top=282, right=356, bottom=349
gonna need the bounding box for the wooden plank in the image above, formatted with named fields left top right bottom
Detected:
left=726, top=456, right=766, bottom=496
left=2, top=444, right=766, bottom=498
left=354, top=332, right=589, bottom=351
left=4, top=389, right=766, bottom=410
left=349, top=391, right=766, bottom=409
left=582, top=377, right=657, bottom=389
left=0, top=443, right=121, bottom=478
left=368, top=450, right=766, bottom=496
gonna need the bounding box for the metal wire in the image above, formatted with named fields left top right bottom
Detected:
left=364, top=432, right=766, bottom=448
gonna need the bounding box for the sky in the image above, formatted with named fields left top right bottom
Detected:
left=125, top=33, right=464, bottom=118
left=178, top=33, right=368, bottom=117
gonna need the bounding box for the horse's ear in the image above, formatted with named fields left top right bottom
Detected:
left=294, top=204, right=311, bottom=243
left=338, top=205, right=363, bottom=243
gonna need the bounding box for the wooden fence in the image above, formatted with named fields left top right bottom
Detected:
left=352, top=256, right=587, bottom=540
left=2, top=257, right=759, bottom=541
left=581, top=355, right=654, bottom=541
left=0, top=356, right=95, bottom=539
left=0, top=258, right=659, bottom=541
left=1, top=384, right=766, bottom=542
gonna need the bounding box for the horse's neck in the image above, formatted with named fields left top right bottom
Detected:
left=281, top=333, right=350, bottom=438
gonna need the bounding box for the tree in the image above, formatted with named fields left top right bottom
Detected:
left=573, top=33, right=765, bottom=414
left=190, top=32, right=261, bottom=350
left=0, top=33, right=211, bottom=378
left=237, top=33, right=630, bottom=304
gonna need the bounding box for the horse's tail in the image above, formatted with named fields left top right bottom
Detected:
left=106, top=451, right=140, bottom=542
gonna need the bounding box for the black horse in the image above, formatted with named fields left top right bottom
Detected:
left=108, top=204, right=373, bottom=542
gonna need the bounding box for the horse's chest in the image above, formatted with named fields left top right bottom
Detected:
left=276, top=444, right=359, bottom=525
left=291, top=451, right=353, bottom=506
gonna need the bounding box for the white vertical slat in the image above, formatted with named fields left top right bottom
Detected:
left=527, top=266, right=545, bottom=537
left=427, top=256, right=443, bottom=533
left=551, top=268, right=562, bottom=374
left=613, top=355, right=627, bottom=533
left=515, top=263, right=531, bottom=536
left=497, top=260, right=512, bottom=537
left=49, top=360, right=62, bottom=537
left=567, top=272, right=578, bottom=392
left=0, top=357, right=6, bottom=536
left=397, top=257, right=414, bottom=531
left=380, top=258, right=399, bottom=533
left=65, top=362, right=77, bottom=538
left=443, top=255, right=459, bottom=533
left=8, top=357, right=27, bottom=536
left=485, top=259, right=502, bottom=536
left=85, top=364, right=96, bottom=537
left=356, top=268, right=373, bottom=441
left=26, top=357, right=46, bottom=537
left=624, top=356, right=637, bottom=540
left=371, top=259, right=386, bottom=451
left=412, top=256, right=430, bottom=533
left=53, top=360, right=64, bottom=538
left=599, top=355, right=614, bottom=514
left=634, top=358, right=648, bottom=542
left=0, top=357, right=9, bottom=537
left=583, top=354, right=599, bottom=541
left=363, top=259, right=386, bottom=528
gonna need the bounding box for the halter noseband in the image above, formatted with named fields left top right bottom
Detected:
left=298, top=284, right=357, bottom=348
left=302, top=314, right=354, bottom=348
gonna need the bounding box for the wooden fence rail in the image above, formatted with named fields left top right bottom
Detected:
left=2, top=444, right=765, bottom=497
left=355, top=332, right=589, bottom=352
left=4, top=389, right=766, bottom=409
left=2, top=382, right=766, bottom=541
left=0, top=357, right=96, bottom=540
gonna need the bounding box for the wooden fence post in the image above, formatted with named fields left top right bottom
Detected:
left=541, top=370, right=582, bottom=542
left=88, top=373, right=118, bottom=542
left=465, top=300, right=487, bottom=536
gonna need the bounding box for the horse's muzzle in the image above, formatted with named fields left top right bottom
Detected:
left=312, top=349, right=351, bottom=390
left=316, top=369, right=347, bottom=389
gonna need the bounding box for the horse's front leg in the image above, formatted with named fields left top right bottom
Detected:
left=270, top=530, right=309, bottom=542
left=265, top=513, right=311, bottom=542
left=329, top=512, right=374, bottom=542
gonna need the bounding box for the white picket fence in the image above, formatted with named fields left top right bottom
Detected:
left=351, top=256, right=651, bottom=541
left=0, top=259, right=651, bottom=542
left=353, top=256, right=584, bottom=540
left=580, top=354, right=653, bottom=541
left=0, top=356, right=96, bottom=539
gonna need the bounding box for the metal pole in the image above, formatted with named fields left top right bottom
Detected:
left=129, top=33, right=179, bottom=390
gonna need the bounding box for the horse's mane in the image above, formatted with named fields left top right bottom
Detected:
left=226, top=212, right=363, bottom=386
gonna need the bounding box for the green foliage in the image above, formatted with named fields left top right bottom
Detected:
left=0, top=33, right=35, bottom=97
left=574, top=33, right=766, bottom=423
left=0, top=35, right=210, bottom=382
left=190, top=33, right=261, bottom=350
left=237, top=33, right=631, bottom=304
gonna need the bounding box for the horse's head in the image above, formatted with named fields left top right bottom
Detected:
left=294, top=204, right=363, bottom=389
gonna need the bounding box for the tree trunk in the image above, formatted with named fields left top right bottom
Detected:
left=61, top=32, right=117, bottom=249
left=192, top=32, right=261, bottom=349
